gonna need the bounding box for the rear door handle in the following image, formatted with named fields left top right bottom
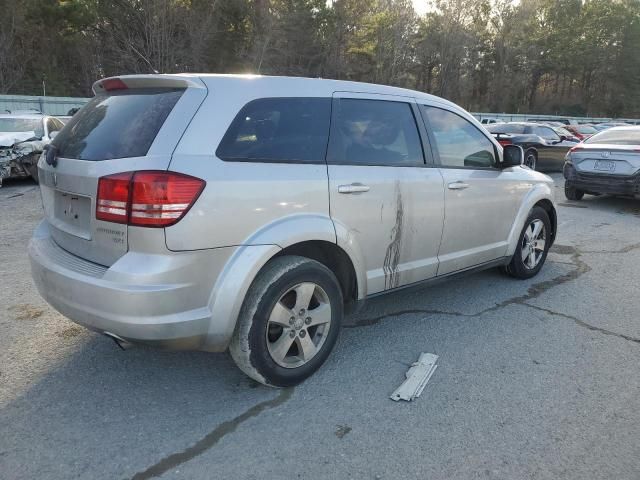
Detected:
left=338, top=183, right=370, bottom=194
left=447, top=181, right=470, bottom=190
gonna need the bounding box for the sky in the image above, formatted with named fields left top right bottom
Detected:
left=412, top=0, right=429, bottom=15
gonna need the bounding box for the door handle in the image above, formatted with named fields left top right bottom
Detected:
left=338, top=183, right=370, bottom=194
left=447, top=181, right=470, bottom=190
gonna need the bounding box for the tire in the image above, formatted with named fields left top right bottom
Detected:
left=564, top=182, right=584, bottom=200
left=524, top=149, right=537, bottom=170
left=504, top=206, right=551, bottom=279
left=229, top=255, right=343, bottom=387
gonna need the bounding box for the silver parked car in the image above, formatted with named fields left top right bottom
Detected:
left=564, top=126, right=640, bottom=200
left=29, top=75, right=557, bottom=386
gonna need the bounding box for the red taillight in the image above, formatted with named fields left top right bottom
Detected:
left=498, top=139, right=512, bottom=146
left=101, top=78, right=128, bottom=91
left=96, top=171, right=205, bottom=227
left=96, top=172, right=133, bottom=224
left=569, top=145, right=583, bottom=153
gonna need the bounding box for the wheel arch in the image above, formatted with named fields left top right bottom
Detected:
left=274, top=240, right=359, bottom=313
left=533, top=198, right=557, bottom=246
left=505, top=184, right=556, bottom=256
left=205, top=218, right=365, bottom=351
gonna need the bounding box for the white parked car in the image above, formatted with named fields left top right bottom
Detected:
left=0, top=113, right=65, bottom=184
left=29, top=75, right=557, bottom=386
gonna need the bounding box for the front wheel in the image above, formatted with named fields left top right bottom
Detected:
left=229, top=256, right=343, bottom=387
left=504, top=207, right=551, bottom=279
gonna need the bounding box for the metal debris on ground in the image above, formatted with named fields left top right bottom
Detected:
left=390, top=353, right=438, bottom=402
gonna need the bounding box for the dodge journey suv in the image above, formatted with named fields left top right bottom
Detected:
left=29, top=74, right=557, bottom=386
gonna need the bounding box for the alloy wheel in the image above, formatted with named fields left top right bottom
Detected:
left=521, top=219, right=546, bottom=269
left=266, top=282, right=332, bottom=368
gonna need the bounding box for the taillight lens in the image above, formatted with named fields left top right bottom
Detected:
left=96, top=172, right=133, bottom=224
left=96, top=171, right=205, bottom=227
left=498, top=139, right=512, bottom=146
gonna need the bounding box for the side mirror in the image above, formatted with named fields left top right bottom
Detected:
left=502, top=144, right=523, bottom=168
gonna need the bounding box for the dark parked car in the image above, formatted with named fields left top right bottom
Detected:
left=564, top=126, right=640, bottom=200
left=486, top=122, right=577, bottom=172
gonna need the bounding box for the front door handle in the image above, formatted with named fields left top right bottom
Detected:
left=448, top=181, right=470, bottom=190
left=338, top=183, right=370, bottom=194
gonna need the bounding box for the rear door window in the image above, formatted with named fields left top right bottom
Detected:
left=327, top=99, right=424, bottom=166
left=216, top=97, right=331, bottom=163
left=52, top=88, right=184, bottom=160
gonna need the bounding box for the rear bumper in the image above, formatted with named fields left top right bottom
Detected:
left=28, top=220, right=236, bottom=351
left=563, top=162, right=640, bottom=196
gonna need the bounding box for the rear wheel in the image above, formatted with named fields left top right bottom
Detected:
left=524, top=149, right=537, bottom=170
left=229, top=256, right=343, bottom=387
left=504, top=207, right=551, bottom=279
left=564, top=182, right=584, bottom=200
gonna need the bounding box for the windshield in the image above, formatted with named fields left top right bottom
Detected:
left=0, top=118, right=43, bottom=137
left=585, top=128, right=640, bottom=145
left=486, top=124, right=526, bottom=134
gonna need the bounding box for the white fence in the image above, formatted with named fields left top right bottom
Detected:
left=0, top=95, right=89, bottom=116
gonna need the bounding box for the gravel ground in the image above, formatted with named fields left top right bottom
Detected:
left=1, top=174, right=639, bottom=479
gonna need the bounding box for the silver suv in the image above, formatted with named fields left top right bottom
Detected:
left=29, top=75, right=557, bottom=386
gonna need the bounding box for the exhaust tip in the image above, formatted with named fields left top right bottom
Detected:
left=104, top=332, right=135, bottom=350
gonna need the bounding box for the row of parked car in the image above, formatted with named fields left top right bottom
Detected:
left=482, top=119, right=640, bottom=201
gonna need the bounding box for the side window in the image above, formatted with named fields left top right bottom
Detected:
left=540, top=127, right=560, bottom=142
left=327, top=99, right=424, bottom=166
left=422, top=106, right=496, bottom=168
left=216, top=97, right=331, bottom=163
left=537, top=126, right=560, bottom=142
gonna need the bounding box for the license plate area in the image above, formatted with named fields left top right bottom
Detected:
left=54, top=190, right=92, bottom=238
left=593, top=160, right=616, bottom=172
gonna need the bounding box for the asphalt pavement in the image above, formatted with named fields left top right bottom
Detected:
left=1, top=174, right=639, bottom=479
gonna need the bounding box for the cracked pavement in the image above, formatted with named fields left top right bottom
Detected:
left=1, top=174, right=639, bottom=479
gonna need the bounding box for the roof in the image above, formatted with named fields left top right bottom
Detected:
left=96, top=73, right=459, bottom=109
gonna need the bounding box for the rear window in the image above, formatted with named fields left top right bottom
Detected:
left=585, top=129, right=640, bottom=145
left=52, top=88, right=184, bottom=160
left=486, top=124, right=526, bottom=134
left=216, top=97, right=331, bottom=163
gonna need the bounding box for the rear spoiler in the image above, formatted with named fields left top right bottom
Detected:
left=93, top=75, right=206, bottom=95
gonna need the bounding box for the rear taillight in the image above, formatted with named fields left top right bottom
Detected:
left=498, top=139, right=512, bottom=146
left=96, top=172, right=132, bottom=224
left=569, top=145, right=583, bottom=153
left=96, top=171, right=205, bottom=227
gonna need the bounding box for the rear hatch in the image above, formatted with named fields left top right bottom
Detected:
left=37, top=75, right=207, bottom=266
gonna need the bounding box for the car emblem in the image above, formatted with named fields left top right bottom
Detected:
left=601, top=151, right=611, bottom=158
